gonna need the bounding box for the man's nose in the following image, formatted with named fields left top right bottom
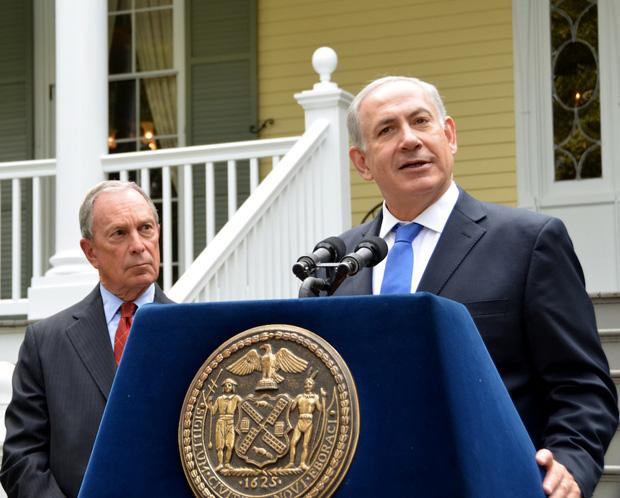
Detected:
left=400, top=125, right=422, bottom=149
left=128, top=230, right=146, bottom=253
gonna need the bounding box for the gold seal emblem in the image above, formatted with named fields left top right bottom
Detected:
left=179, top=324, right=359, bottom=498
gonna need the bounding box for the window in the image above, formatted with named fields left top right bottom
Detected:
left=513, top=0, right=620, bottom=292
left=108, top=0, right=178, bottom=153
left=550, top=0, right=601, bottom=181
left=513, top=0, right=620, bottom=206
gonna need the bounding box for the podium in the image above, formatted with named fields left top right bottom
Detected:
left=78, top=293, right=545, bottom=498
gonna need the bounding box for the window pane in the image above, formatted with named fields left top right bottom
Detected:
left=551, top=0, right=601, bottom=181
left=581, top=145, right=601, bottom=178
left=108, top=0, right=132, bottom=13
left=553, top=104, right=572, bottom=145
left=135, top=9, right=173, bottom=72
left=140, top=77, right=177, bottom=149
left=109, top=80, right=136, bottom=142
left=108, top=14, right=132, bottom=74
left=140, top=137, right=177, bottom=151
left=110, top=140, right=138, bottom=154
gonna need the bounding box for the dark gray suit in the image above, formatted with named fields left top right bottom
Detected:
left=0, top=284, right=172, bottom=498
left=334, top=189, right=618, bottom=498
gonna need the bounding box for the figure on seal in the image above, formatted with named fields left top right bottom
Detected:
left=287, top=374, right=326, bottom=470
left=208, top=378, right=243, bottom=471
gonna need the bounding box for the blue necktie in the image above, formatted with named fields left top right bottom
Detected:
left=380, top=223, right=423, bottom=294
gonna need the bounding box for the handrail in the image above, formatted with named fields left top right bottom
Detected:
left=0, top=159, right=56, bottom=180
left=101, top=136, right=300, bottom=172
left=0, top=136, right=300, bottom=309
left=168, top=119, right=330, bottom=303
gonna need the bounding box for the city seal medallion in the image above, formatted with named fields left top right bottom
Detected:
left=179, top=324, right=359, bottom=498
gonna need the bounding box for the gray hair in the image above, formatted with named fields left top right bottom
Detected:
left=79, top=180, right=159, bottom=239
left=347, top=76, right=448, bottom=150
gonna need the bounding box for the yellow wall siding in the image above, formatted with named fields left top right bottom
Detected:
left=258, top=0, right=516, bottom=224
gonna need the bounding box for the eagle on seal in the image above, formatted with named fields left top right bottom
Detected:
left=226, top=344, right=308, bottom=390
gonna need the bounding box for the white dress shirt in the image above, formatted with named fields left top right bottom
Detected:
left=100, top=283, right=156, bottom=347
left=372, top=181, right=459, bottom=294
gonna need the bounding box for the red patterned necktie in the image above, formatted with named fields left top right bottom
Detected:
left=114, top=302, right=137, bottom=365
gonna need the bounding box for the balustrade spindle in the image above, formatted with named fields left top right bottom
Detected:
left=250, top=158, right=259, bottom=193
left=182, top=164, right=193, bottom=273
left=11, top=180, right=21, bottom=300
left=227, top=160, right=237, bottom=219
left=32, top=177, right=42, bottom=279
left=206, top=162, right=215, bottom=243
left=140, top=168, right=150, bottom=196
left=162, top=166, right=172, bottom=290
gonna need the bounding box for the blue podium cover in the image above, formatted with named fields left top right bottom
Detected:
left=79, top=293, right=545, bottom=498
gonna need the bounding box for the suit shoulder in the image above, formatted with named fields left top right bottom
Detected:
left=339, top=219, right=374, bottom=239
left=472, top=198, right=563, bottom=234
left=338, top=220, right=376, bottom=251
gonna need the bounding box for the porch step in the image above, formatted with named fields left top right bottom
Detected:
left=594, top=466, right=620, bottom=498
left=593, top=293, right=620, bottom=497
left=604, top=370, right=620, bottom=465
left=600, top=329, right=620, bottom=370
left=592, top=293, right=620, bottom=330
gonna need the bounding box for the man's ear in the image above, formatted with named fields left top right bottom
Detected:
left=444, top=116, right=458, bottom=154
left=349, top=147, right=374, bottom=181
left=80, top=238, right=99, bottom=269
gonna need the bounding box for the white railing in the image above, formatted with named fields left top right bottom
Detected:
left=169, top=119, right=331, bottom=302
left=102, top=136, right=299, bottom=291
left=0, top=139, right=298, bottom=315
left=0, top=160, right=56, bottom=316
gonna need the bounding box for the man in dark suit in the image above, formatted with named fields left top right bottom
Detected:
left=0, top=180, right=173, bottom=498
left=334, top=76, right=618, bottom=498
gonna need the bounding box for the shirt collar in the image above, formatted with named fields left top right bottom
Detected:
left=379, top=181, right=459, bottom=237
left=100, top=283, right=156, bottom=326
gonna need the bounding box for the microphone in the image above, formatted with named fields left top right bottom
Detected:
left=337, top=236, right=388, bottom=276
left=292, top=236, right=347, bottom=280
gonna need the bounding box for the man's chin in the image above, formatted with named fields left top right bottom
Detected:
left=126, top=270, right=158, bottom=287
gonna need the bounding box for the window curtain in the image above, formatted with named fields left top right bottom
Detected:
left=135, top=3, right=177, bottom=149
left=108, top=0, right=119, bottom=51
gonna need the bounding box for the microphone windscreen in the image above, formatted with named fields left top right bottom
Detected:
left=355, top=236, right=388, bottom=267
left=314, top=236, right=346, bottom=261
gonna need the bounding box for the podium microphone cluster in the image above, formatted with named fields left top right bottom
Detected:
left=292, top=237, right=346, bottom=281
left=293, top=235, right=388, bottom=297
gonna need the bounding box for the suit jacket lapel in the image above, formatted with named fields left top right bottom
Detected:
left=154, top=284, right=174, bottom=304
left=65, top=283, right=172, bottom=400
left=66, top=285, right=116, bottom=400
left=418, top=189, right=487, bottom=295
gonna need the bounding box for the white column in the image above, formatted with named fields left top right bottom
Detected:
left=28, top=0, right=107, bottom=319
left=294, top=47, right=353, bottom=236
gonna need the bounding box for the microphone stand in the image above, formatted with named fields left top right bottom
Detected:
left=297, top=263, right=347, bottom=297
left=298, top=277, right=330, bottom=298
